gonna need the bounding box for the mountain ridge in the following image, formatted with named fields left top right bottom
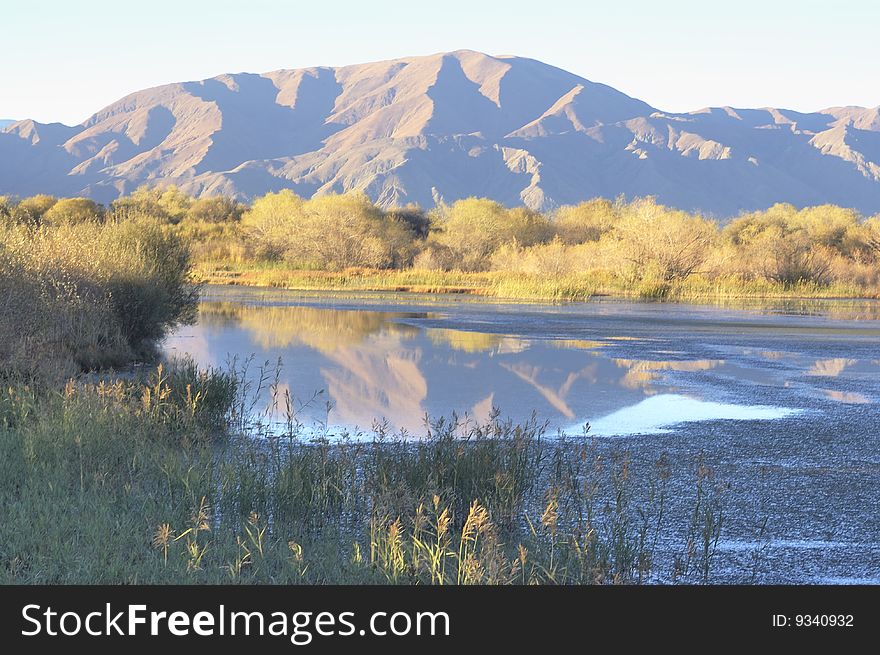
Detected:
left=2, top=50, right=879, bottom=217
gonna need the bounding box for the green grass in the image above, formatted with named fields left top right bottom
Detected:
left=0, top=362, right=727, bottom=585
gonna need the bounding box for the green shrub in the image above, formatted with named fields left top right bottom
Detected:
left=243, top=191, right=419, bottom=269
left=431, top=198, right=552, bottom=271
left=42, top=198, right=104, bottom=226
left=9, top=194, right=58, bottom=224
left=94, top=219, right=198, bottom=344
left=552, top=198, right=620, bottom=244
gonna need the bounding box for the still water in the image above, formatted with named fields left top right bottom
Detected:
left=163, top=286, right=880, bottom=582
left=164, top=287, right=878, bottom=439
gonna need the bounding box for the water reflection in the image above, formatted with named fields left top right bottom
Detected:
left=321, top=338, right=428, bottom=429
left=425, top=328, right=528, bottom=354
left=579, top=395, right=802, bottom=437
left=807, top=358, right=857, bottom=377
left=198, top=302, right=422, bottom=351
left=678, top=297, right=880, bottom=321
left=612, top=358, right=725, bottom=390
left=163, top=291, right=878, bottom=437
left=498, top=362, right=599, bottom=418
left=818, top=389, right=872, bottom=404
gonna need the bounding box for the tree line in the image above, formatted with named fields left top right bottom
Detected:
left=3, top=187, right=879, bottom=291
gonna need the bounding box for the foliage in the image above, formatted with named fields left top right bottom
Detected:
left=431, top=198, right=552, bottom=271
left=42, top=197, right=104, bottom=226
left=0, top=366, right=727, bottom=584
left=6, top=187, right=880, bottom=300
left=186, top=196, right=244, bottom=223
left=110, top=185, right=192, bottom=223
left=722, top=203, right=864, bottom=285
left=242, top=191, right=418, bottom=269
left=0, top=217, right=197, bottom=382
left=605, top=198, right=717, bottom=285
left=8, top=194, right=58, bottom=224
left=239, top=189, right=304, bottom=259
left=552, top=198, right=620, bottom=244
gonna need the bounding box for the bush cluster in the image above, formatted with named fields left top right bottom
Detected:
left=4, top=187, right=879, bottom=302
left=0, top=212, right=197, bottom=382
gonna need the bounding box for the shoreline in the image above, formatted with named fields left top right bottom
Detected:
left=193, top=263, right=880, bottom=304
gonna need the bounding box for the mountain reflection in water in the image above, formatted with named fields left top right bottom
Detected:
left=158, top=293, right=868, bottom=437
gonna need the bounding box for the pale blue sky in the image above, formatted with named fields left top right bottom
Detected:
left=2, top=0, right=877, bottom=125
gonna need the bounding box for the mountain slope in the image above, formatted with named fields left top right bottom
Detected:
left=1, top=50, right=879, bottom=216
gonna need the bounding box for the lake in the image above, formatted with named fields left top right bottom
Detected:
left=163, top=285, right=880, bottom=583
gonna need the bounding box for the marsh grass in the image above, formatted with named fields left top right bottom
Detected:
left=0, top=198, right=786, bottom=584
left=193, top=263, right=877, bottom=303
left=0, top=358, right=727, bottom=585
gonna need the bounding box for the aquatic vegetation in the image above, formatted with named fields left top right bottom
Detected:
left=0, top=360, right=731, bottom=585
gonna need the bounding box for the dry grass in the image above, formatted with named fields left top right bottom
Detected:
left=0, top=218, right=197, bottom=384
left=192, top=263, right=878, bottom=302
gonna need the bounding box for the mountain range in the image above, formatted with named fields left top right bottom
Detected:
left=2, top=50, right=879, bottom=217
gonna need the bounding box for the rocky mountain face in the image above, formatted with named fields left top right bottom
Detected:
left=2, top=50, right=879, bottom=216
